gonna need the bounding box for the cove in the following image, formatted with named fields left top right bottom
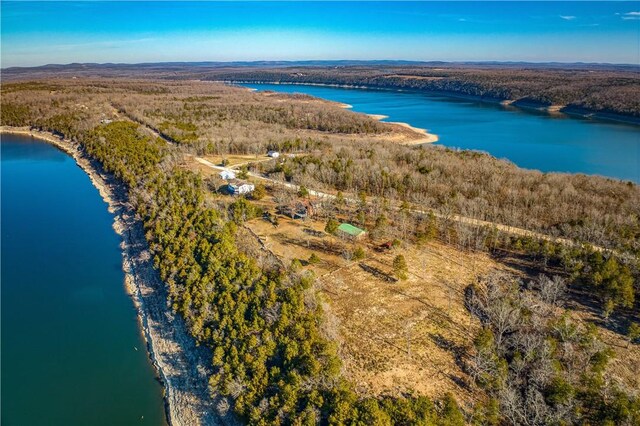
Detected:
left=1, top=134, right=166, bottom=425
left=244, top=83, right=640, bottom=183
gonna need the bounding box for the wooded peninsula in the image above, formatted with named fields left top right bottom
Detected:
left=1, top=74, right=639, bottom=425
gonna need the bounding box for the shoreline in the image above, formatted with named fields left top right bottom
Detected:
left=222, top=80, right=640, bottom=127
left=386, top=121, right=439, bottom=144
left=230, top=82, right=439, bottom=145
left=268, top=87, right=438, bottom=144
left=363, top=112, right=439, bottom=145
left=1, top=127, right=232, bottom=426
left=367, top=113, right=388, bottom=120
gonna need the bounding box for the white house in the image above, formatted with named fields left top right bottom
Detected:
left=227, top=180, right=255, bottom=195
left=219, top=170, right=236, bottom=180
left=267, top=150, right=280, bottom=158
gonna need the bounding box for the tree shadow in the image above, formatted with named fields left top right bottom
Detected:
left=359, top=262, right=398, bottom=283
left=429, top=333, right=472, bottom=392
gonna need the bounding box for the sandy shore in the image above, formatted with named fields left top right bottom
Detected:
left=361, top=114, right=438, bottom=145
left=386, top=121, right=439, bottom=145
left=547, top=105, right=565, bottom=116
left=242, top=82, right=437, bottom=143
left=367, top=113, right=389, bottom=121
left=1, top=127, right=235, bottom=426
left=355, top=108, right=438, bottom=145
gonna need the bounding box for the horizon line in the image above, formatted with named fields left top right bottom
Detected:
left=3, top=58, right=639, bottom=71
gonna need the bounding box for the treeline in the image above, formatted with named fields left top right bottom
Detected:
left=293, top=178, right=638, bottom=317
left=259, top=140, right=640, bottom=255
left=205, top=65, right=640, bottom=119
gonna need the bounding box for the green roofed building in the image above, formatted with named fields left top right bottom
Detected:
left=337, top=223, right=366, bottom=239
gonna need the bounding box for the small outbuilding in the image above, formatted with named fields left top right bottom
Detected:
left=279, top=200, right=316, bottom=220
left=337, top=223, right=366, bottom=240
left=219, top=170, right=236, bottom=180
left=267, top=150, right=280, bottom=158
left=227, top=180, right=255, bottom=195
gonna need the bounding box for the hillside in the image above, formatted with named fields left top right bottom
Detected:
left=205, top=65, right=640, bottom=122
left=3, top=62, right=639, bottom=121
left=1, top=77, right=639, bottom=425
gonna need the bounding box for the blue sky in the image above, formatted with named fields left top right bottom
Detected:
left=1, top=1, right=639, bottom=67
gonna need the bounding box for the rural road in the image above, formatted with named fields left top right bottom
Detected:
left=194, top=157, right=594, bottom=251
left=131, top=113, right=600, bottom=253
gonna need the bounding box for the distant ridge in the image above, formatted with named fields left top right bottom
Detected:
left=3, top=60, right=639, bottom=73
left=2, top=59, right=638, bottom=122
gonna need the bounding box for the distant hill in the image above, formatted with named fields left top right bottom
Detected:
left=3, top=59, right=639, bottom=73
left=2, top=60, right=639, bottom=121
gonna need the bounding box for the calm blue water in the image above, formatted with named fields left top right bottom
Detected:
left=1, top=134, right=166, bottom=425
left=246, top=84, right=640, bottom=183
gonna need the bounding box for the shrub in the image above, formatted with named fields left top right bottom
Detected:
left=353, top=246, right=366, bottom=260
left=308, top=253, right=321, bottom=265
left=325, top=218, right=339, bottom=235
left=251, top=184, right=266, bottom=200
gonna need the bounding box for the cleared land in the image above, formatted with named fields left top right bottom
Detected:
left=241, top=200, right=504, bottom=404
left=317, top=241, right=500, bottom=403
left=188, top=156, right=501, bottom=402
left=189, top=153, right=640, bottom=410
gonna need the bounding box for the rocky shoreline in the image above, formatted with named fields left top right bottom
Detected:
left=1, top=127, right=234, bottom=426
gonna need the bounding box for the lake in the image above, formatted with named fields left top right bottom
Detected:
left=1, top=134, right=166, bottom=425
left=245, top=83, right=640, bottom=183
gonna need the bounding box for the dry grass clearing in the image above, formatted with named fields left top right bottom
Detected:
left=245, top=213, right=508, bottom=405
left=245, top=215, right=347, bottom=275
left=319, top=241, right=504, bottom=405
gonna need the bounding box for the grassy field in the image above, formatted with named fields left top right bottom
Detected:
left=243, top=204, right=505, bottom=404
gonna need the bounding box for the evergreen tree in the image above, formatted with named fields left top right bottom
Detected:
left=393, top=255, right=409, bottom=280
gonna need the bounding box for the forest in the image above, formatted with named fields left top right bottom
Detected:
left=3, top=79, right=638, bottom=256
left=204, top=65, right=640, bottom=120
left=467, top=272, right=639, bottom=425
left=3, top=62, right=639, bottom=119
left=1, top=78, right=638, bottom=425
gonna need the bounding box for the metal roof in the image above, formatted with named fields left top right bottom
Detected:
left=338, top=223, right=366, bottom=236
